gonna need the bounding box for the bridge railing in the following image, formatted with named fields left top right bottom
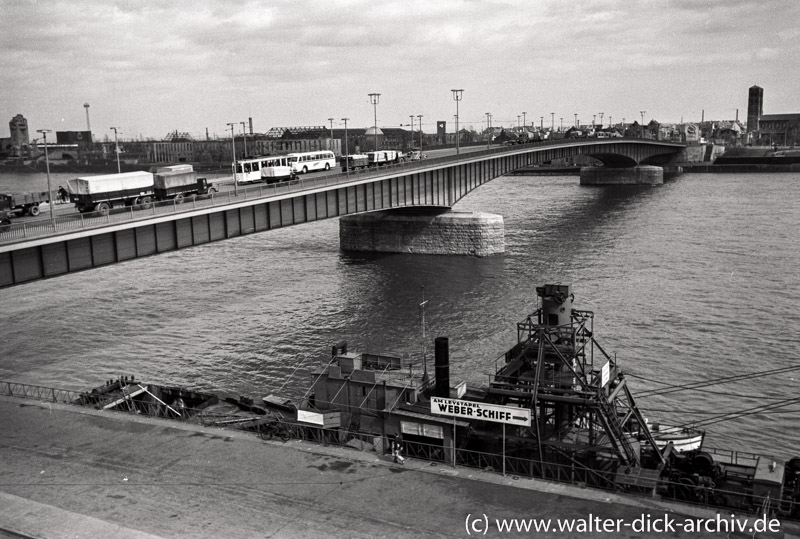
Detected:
left=0, top=137, right=678, bottom=245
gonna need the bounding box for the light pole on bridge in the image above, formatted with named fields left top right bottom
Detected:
left=560, top=117, right=563, bottom=132
left=550, top=113, right=554, bottom=133
left=409, top=115, right=415, bottom=148
left=640, top=111, right=646, bottom=138
left=368, top=93, right=381, bottom=151
left=226, top=122, right=238, bottom=195
left=485, top=112, right=491, bottom=149
left=574, top=113, right=578, bottom=128
left=341, top=118, right=350, bottom=178
left=328, top=118, right=334, bottom=150
left=109, top=127, right=121, bottom=174
left=540, top=117, right=543, bottom=130
left=522, top=112, right=527, bottom=130
left=599, top=112, right=604, bottom=129
left=451, top=89, right=464, bottom=154
left=240, top=122, right=248, bottom=158
left=417, top=115, right=423, bottom=154
left=36, top=129, right=56, bottom=230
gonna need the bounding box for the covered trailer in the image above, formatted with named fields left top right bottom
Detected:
left=153, top=170, right=217, bottom=201
left=68, top=171, right=154, bottom=215
left=153, top=164, right=194, bottom=173
left=340, top=154, right=369, bottom=171
left=366, top=150, right=403, bottom=167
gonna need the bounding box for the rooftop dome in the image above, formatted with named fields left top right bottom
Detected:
left=364, top=126, right=384, bottom=136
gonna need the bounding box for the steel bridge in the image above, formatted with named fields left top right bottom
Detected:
left=0, top=138, right=684, bottom=288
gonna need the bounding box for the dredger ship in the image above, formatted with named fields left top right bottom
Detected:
left=7, top=283, right=797, bottom=521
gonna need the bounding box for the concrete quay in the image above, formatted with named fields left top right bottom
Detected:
left=1, top=395, right=797, bottom=539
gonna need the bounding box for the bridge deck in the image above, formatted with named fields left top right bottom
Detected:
left=0, top=138, right=685, bottom=288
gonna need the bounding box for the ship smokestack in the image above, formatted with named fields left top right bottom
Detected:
left=435, top=337, right=450, bottom=398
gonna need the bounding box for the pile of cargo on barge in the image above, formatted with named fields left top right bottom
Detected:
left=64, top=284, right=800, bottom=521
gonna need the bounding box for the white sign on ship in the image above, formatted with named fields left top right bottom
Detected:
left=430, top=396, right=531, bottom=427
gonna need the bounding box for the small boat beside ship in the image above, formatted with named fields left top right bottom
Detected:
left=649, top=423, right=705, bottom=453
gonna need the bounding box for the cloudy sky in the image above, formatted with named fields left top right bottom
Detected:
left=2, top=0, right=798, bottom=140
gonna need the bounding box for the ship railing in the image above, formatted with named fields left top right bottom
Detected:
left=701, top=446, right=761, bottom=467
left=402, top=439, right=617, bottom=490
left=657, top=475, right=800, bottom=521
left=0, top=380, right=84, bottom=404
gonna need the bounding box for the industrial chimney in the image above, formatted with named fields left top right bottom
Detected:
left=434, top=337, right=450, bottom=398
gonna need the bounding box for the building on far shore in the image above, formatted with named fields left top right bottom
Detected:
left=756, top=114, right=800, bottom=146
left=747, top=85, right=800, bottom=146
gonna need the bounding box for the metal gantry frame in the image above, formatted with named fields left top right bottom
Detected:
left=488, top=297, right=664, bottom=469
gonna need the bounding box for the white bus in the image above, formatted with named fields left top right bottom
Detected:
left=234, top=156, right=293, bottom=184
left=287, top=151, right=336, bottom=174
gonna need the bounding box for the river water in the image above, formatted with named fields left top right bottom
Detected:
left=1, top=170, right=798, bottom=458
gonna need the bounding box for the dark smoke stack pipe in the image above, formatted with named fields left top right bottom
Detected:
left=435, top=337, right=450, bottom=398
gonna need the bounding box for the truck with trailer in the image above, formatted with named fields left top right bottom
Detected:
left=68, top=167, right=218, bottom=215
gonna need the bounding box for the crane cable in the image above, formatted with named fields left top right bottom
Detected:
left=629, top=364, right=800, bottom=398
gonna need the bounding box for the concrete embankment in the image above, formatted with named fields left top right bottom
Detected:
left=1, top=396, right=797, bottom=538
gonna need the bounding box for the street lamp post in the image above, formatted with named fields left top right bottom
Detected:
left=609, top=116, right=613, bottom=131
left=599, top=112, right=604, bottom=129
left=540, top=117, right=543, bottom=130
left=485, top=112, right=491, bottom=149
left=550, top=113, right=554, bottom=133
left=36, top=129, right=56, bottom=229
left=522, top=112, right=527, bottom=130
left=640, top=111, right=646, bottom=138
left=560, top=117, right=563, bottom=132
left=368, top=93, right=381, bottom=150
left=409, top=115, right=414, bottom=149
left=240, top=122, right=248, bottom=158
left=227, top=122, right=238, bottom=194
left=574, top=113, right=578, bottom=128
left=109, top=127, right=121, bottom=173
left=341, top=118, right=350, bottom=178
left=328, top=118, right=335, bottom=151
left=417, top=115, right=423, bottom=154
left=451, top=89, right=464, bottom=154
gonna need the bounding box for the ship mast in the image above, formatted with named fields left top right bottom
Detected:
left=420, top=286, right=429, bottom=382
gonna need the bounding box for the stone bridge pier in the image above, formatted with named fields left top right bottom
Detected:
left=339, top=208, right=505, bottom=257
